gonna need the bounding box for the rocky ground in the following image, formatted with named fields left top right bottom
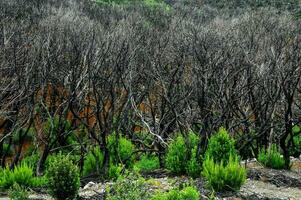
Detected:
left=1, top=158, right=301, bottom=200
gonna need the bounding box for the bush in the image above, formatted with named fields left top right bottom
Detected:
left=134, top=154, right=160, bottom=172
left=258, top=144, right=286, bottom=169
left=21, top=153, right=39, bottom=173
left=108, top=134, right=135, bottom=167
left=186, top=146, right=202, bottom=178
left=46, top=156, right=80, bottom=200
left=205, top=127, right=236, bottom=165
left=31, top=176, right=48, bottom=188
left=292, top=124, right=301, bottom=133
left=165, top=135, right=187, bottom=174
left=202, top=155, right=246, bottom=192
left=180, top=186, right=200, bottom=200
left=8, top=183, right=29, bottom=200
left=143, top=0, right=171, bottom=11
left=106, top=172, right=150, bottom=200
left=46, top=153, right=79, bottom=168
left=0, top=163, right=46, bottom=189
left=151, top=186, right=199, bottom=200
left=83, top=147, right=104, bottom=176
left=165, top=132, right=202, bottom=176
left=187, top=131, right=199, bottom=149
left=21, top=152, right=79, bottom=176
left=288, top=125, right=301, bottom=157
left=108, top=164, right=123, bottom=180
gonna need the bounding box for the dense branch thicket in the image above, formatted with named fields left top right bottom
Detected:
left=0, top=0, right=301, bottom=174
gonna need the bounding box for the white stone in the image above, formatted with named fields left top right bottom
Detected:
left=83, top=181, right=96, bottom=190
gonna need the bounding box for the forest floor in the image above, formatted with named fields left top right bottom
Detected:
left=76, top=158, right=301, bottom=200
left=1, top=158, right=301, bottom=200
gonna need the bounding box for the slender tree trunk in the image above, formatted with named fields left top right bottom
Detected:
left=36, top=145, right=50, bottom=176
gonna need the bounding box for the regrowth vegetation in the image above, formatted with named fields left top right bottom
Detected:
left=0, top=0, right=301, bottom=198
left=202, top=128, right=246, bottom=192
left=258, top=144, right=286, bottom=169
left=165, top=132, right=202, bottom=177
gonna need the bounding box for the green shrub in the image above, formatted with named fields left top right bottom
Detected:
left=8, top=183, right=29, bottom=200
left=143, top=0, right=171, bottom=11
left=21, top=153, right=39, bottom=173
left=134, top=154, right=160, bottom=172
left=288, top=125, right=301, bottom=157
left=0, top=163, right=46, bottom=189
left=31, top=176, right=48, bottom=188
left=187, top=131, right=199, bottom=149
left=48, top=153, right=79, bottom=165
left=258, top=144, right=286, bottom=169
left=292, top=125, right=301, bottom=133
left=186, top=146, right=202, bottom=178
left=108, top=134, right=135, bottom=167
left=108, top=164, right=123, bottom=180
left=151, top=186, right=199, bottom=200
left=82, top=146, right=123, bottom=180
left=46, top=156, right=80, bottom=200
left=165, top=132, right=202, bottom=176
left=180, top=186, right=200, bottom=200
left=291, top=134, right=301, bottom=156
left=205, top=127, right=236, bottom=165
left=83, top=147, right=104, bottom=176
left=165, top=135, right=187, bottom=174
left=106, top=172, right=150, bottom=200
left=21, top=152, right=79, bottom=176
left=202, top=155, right=246, bottom=192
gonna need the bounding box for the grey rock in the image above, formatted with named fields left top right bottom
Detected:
left=83, top=181, right=96, bottom=190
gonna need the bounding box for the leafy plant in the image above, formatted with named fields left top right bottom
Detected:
left=21, top=152, right=79, bottom=176
left=46, top=156, right=80, bottom=200
left=165, top=132, right=202, bottom=176
left=108, top=164, right=123, bottom=180
left=202, top=155, right=246, bottom=192
left=292, top=124, right=301, bottom=133
left=205, top=127, right=236, bottom=165
left=45, top=153, right=80, bottom=172
left=186, top=146, right=202, bottom=178
left=258, top=144, right=286, bottom=169
left=106, top=172, right=150, bottom=200
left=151, top=186, right=200, bottom=200
left=0, top=163, right=46, bottom=189
left=180, top=186, right=200, bottom=200
left=83, top=147, right=104, bottom=176
left=165, top=135, right=187, bottom=174
left=21, top=153, right=39, bottom=173
left=8, top=183, right=29, bottom=200
left=31, top=176, right=48, bottom=188
left=108, top=134, right=135, bottom=167
left=134, top=154, right=160, bottom=172
left=143, top=0, right=171, bottom=11
left=287, top=125, right=301, bottom=157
